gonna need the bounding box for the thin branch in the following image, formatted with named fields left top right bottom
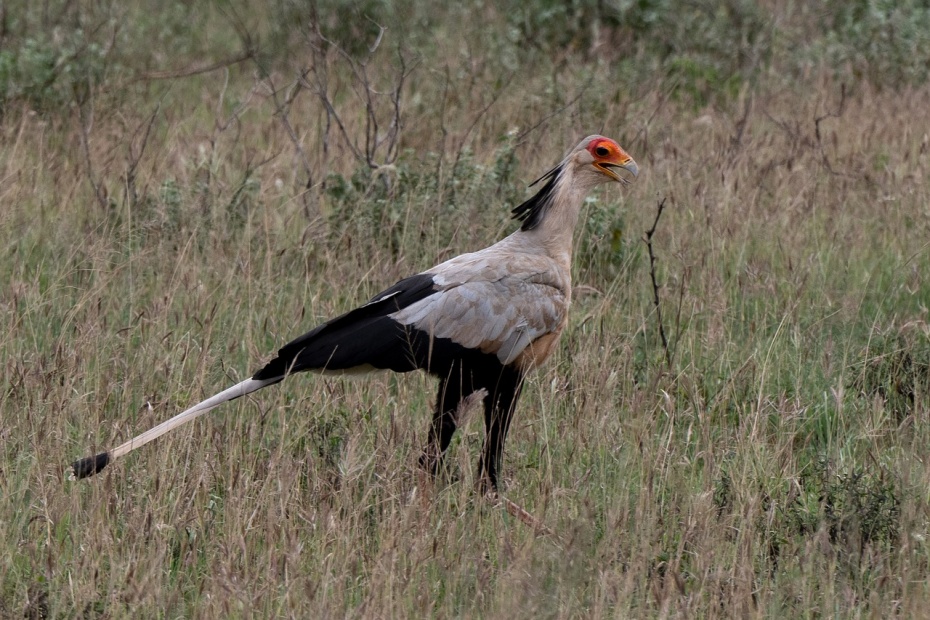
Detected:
left=134, top=49, right=256, bottom=82
left=814, top=83, right=847, bottom=176
left=267, top=77, right=314, bottom=183
left=672, top=264, right=688, bottom=368
left=242, top=22, right=314, bottom=214
left=299, top=27, right=416, bottom=201
left=644, top=197, right=671, bottom=368
left=763, top=83, right=853, bottom=180
left=448, top=84, right=507, bottom=194
left=814, top=82, right=847, bottom=143
left=727, top=92, right=753, bottom=165
left=76, top=93, right=108, bottom=210
left=312, top=78, right=366, bottom=164
left=301, top=34, right=366, bottom=164
left=494, top=494, right=556, bottom=537
left=101, top=4, right=255, bottom=94
left=385, top=51, right=408, bottom=165
left=367, top=19, right=386, bottom=54
left=124, top=103, right=161, bottom=209
left=362, top=61, right=374, bottom=168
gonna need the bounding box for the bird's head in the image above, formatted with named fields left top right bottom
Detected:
left=575, top=135, right=639, bottom=186
left=513, top=134, right=639, bottom=231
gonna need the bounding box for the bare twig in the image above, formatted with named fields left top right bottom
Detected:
left=264, top=76, right=315, bottom=190
left=76, top=93, right=108, bottom=210
left=644, top=197, right=671, bottom=368
left=448, top=85, right=506, bottom=193
left=434, top=65, right=452, bottom=185
left=732, top=93, right=753, bottom=148
left=763, top=83, right=852, bottom=179
left=241, top=30, right=315, bottom=215
left=814, top=83, right=847, bottom=175
left=300, top=27, right=417, bottom=189
left=494, top=494, right=556, bottom=537
left=727, top=92, right=753, bottom=164
left=95, top=5, right=255, bottom=94
left=814, top=83, right=847, bottom=143
left=385, top=52, right=407, bottom=165
left=134, top=49, right=256, bottom=82
left=123, top=103, right=161, bottom=209
left=367, top=18, right=386, bottom=54
left=672, top=263, right=689, bottom=366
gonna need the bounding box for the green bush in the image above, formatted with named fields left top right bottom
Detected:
left=850, top=325, right=930, bottom=420
left=0, top=30, right=111, bottom=113
left=814, top=0, right=930, bottom=87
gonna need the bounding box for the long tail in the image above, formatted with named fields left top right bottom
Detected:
left=70, top=376, right=280, bottom=479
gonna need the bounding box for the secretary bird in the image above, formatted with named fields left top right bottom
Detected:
left=71, top=135, right=638, bottom=491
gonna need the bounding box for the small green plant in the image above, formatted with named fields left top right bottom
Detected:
left=323, top=135, right=524, bottom=261
left=850, top=325, right=930, bottom=420
left=0, top=30, right=112, bottom=113
left=786, top=460, right=900, bottom=550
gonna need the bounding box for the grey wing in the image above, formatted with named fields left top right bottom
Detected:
left=389, top=276, right=567, bottom=365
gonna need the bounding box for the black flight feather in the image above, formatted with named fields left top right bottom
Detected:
left=511, top=162, right=563, bottom=231
left=251, top=273, right=438, bottom=380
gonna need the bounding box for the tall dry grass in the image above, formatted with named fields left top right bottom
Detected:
left=2, top=2, right=929, bottom=617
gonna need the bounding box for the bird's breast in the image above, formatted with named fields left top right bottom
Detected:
left=511, top=319, right=567, bottom=372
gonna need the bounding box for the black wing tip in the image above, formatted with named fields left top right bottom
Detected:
left=71, top=452, right=110, bottom=479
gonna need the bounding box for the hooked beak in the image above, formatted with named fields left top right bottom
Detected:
left=596, top=158, right=639, bottom=185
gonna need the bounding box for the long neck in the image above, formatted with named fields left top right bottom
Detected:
left=511, top=164, right=589, bottom=271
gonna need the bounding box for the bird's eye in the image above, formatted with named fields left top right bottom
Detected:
left=595, top=146, right=610, bottom=157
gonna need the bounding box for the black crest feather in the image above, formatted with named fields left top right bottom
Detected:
left=511, top=163, right=563, bottom=231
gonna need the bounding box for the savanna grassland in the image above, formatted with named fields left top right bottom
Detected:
left=2, top=1, right=930, bottom=617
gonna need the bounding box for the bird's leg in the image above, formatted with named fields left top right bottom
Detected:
left=419, top=372, right=464, bottom=476
left=477, top=367, right=524, bottom=493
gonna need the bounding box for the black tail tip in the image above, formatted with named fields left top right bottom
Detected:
left=71, top=452, right=110, bottom=479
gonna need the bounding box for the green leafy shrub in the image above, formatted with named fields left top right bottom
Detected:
left=500, top=0, right=771, bottom=104
left=322, top=135, right=523, bottom=261
left=813, top=0, right=930, bottom=87
left=850, top=324, right=930, bottom=420
left=787, top=460, right=900, bottom=551
left=0, top=30, right=111, bottom=113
